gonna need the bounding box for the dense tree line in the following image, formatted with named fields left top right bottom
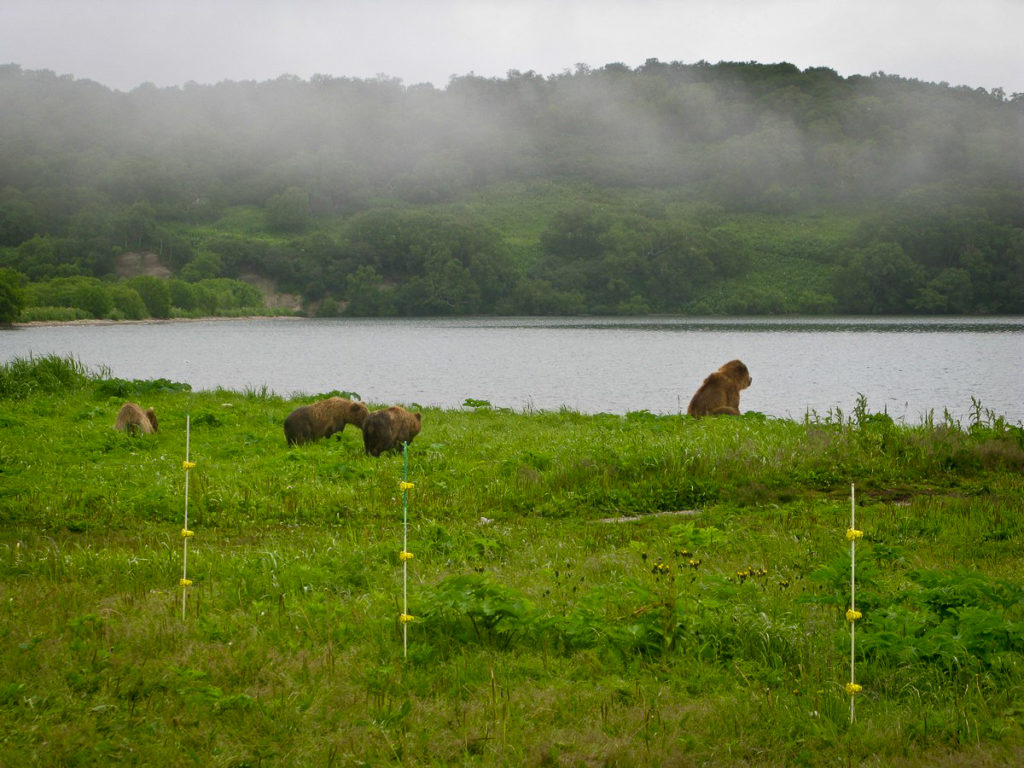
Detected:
left=3, top=273, right=267, bottom=323
left=0, top=60, right=1021, bottom=318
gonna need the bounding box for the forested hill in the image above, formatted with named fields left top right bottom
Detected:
left=0, top=60, right=1022, bottom=319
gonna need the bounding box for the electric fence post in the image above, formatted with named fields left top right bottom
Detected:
left=846, top=483, right=863, bottom=723
left=398, top=441, right=415, bottom=658
left=179, top=359, right=196, bottom=621
left=180, top=414, right=196, bottom=620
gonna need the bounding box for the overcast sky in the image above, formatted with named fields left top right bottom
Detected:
left=2, top=0, right=1022, bottom=95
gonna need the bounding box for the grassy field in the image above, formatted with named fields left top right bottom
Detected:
left=1, top=355, right=1023, bottom=767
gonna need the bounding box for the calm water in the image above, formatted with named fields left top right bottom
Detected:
left=2, top=316, right=1022, bottom=424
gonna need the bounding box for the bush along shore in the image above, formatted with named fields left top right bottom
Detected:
left=1, top=355, right=1023, bottom=766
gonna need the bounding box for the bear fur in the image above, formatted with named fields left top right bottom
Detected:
left=686, top=359, right=753, bottom=417
left=114, top=402, right=158, bottom=435
left=284, top=396, right=369, bottom=446
left=362, top=406, right=422, bottom=457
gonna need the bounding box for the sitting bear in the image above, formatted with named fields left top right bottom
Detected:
left=686, top=359, right=753, bottom=417
left=284, top=396, right=369, bottom=446
left=114, top=402, right=159, bottom=435
left=362, top=405, right=422, bottom=457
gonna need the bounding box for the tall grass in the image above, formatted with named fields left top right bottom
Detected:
left=0, top=353, right=95, bottom=398
left=0, top=356, right=1022, bottom=765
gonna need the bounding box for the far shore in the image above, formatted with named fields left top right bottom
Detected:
left=10, top=315, right=305, bottom=329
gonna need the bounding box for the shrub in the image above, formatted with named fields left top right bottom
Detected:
left=0, top=267, right=25, bottom=324
left=25, top=276, right=112, bottom=318
left=17, top=306, right=91, bottom=322
left=109, top=284, right=148, bottom=320
left=93, top=377, right=191, bottom=398
left=126, top=275, right=171, bottom=318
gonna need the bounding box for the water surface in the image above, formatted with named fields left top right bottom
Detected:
left=2, top=316, right=1021, bottom=423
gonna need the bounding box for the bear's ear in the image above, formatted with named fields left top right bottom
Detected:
left=415, top=413, right=422, bottom=422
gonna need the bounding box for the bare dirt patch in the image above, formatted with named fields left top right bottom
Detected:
left=115, top=251, right=172, bottom=279
left=239, top=273, right=302, bottom=312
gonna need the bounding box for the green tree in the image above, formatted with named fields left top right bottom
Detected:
left=196, top=278, right=263, bottom=310
left=835, top=242, right=925, bottom=314
left=126, top=275, right=171, bottom=318
left=501, top=277, right=586, bottom=315
left=192, top=283, right=219, bottom=315
left=397, top=254, right=479, bottom=315
left=68, top=204, right=118, bottom=276
left=342, top=265, right=395, bottom=316
left=265, top=186, right=311, bottom=233
left=168, top=278, right=197, bottom=311
left=0, top=268, right=26, bottom=324
left=28, top=276, right=112, bottom=318
left=0, top=195, right=37, bottom=247
left=119, top=201, right=157, bottom=250
left=314, top=297, right=340, bottom=317
left=913, top=268, right=974, bottom=314
left=109, top=283, right=148, bottom=320
left=343, top=209, right=408, bottom=277
left=180, top=252, right=224, bottom=282
left=539, top=205, right=611, bottom=261
left=69, top=277, right=113, bottom=318
left=13, top=236, right=64, bottom=281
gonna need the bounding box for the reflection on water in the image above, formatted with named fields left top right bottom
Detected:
left=2, top=316, right=1022, bottom=423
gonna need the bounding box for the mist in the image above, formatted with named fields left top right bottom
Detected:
left=4, top=60, right=1018, bottom=208
left=1, top=59, right=1021, bottom=316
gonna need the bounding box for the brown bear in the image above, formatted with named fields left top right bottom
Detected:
left=686, top=359, right=753, bottom=417
left=114, top=402, right=158, bottom=435
left=362, top=405, right=422, bottom=457
left=284, top=396, right=369, bottom=446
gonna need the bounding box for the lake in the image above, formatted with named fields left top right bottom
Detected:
left=2, top=316, right=1022, bottom=424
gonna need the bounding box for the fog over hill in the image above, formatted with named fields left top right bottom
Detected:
left=1, top=60, right=1021, bottom=317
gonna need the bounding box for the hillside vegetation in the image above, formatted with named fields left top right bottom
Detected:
left=0, top=60, right=1022, bottom=320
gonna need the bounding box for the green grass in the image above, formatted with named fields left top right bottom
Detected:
left=1, top=355, right=1022, bottom=766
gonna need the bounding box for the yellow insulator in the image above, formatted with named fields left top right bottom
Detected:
left=182, top=460, right=197, bottom=470
left=181, top=529, right=195, bottom=538
left=400, top=613, right=416, bottom=623
left=846, top=528, right=863, bottom=541
left=399, top=481, right=415, bottom=491
left=179, top=578, right=193, bottom=587
left=846, top=609, right=862, bottom=622
left=845, top=683, right=863, bottom=695
left=399, top=551, right=414, bottom=561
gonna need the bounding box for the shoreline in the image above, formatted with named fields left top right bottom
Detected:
left=11, top=315, right=305, bottom=329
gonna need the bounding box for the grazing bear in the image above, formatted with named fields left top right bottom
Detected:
left=686, top=359, right=753, bottom=417
left=284, top=396, right=369, bottom=446
left=362, top=406, right=422, bottom=457
left=114, top=402, right=158, bottom=435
